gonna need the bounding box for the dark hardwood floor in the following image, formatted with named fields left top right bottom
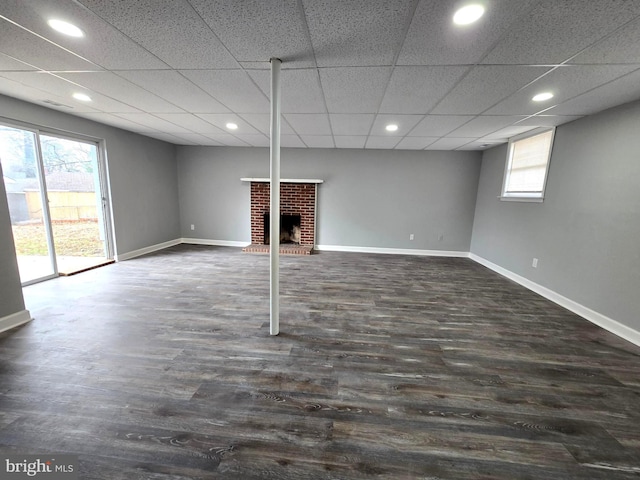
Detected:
left=1, top=244, right=640, bottom=479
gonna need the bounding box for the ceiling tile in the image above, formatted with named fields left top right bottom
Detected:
left=153, top=114, right=225, bottom=134
left=300, top=135, right=335, bottom=148
left=59, top=72, right=186, bottom=113
left=74, top=112, right=156, bottom=132
left=408, top=115, right=475, bottom=137
left=284, top=114, right=332, bottom=135
left=484, top=65, right=639, bottom=115
left=514, top=115, right=583, bottom=127
left=394, top=137, right=437, bottom=150
left=194, top=114, right=261, bottom=135
left=116, top=70, right=230, bottom=113
left=140, top=131, right=188, bottom=144
left=481, top=0, right=640, bottom=65
left=190, top=0, right=314, bottom=69
left=202, top=134, right=251, bottom=147
left=281, top=135, right=306, bottom=148
left=448, top=116, right=525, bottom=137
left=398, top=0, right=541, bottom=65
left=0, top=0, right=168, bottom=70
left=173, top=133, right=221, bottom=145
left=379, top=66, right=469, bottom=114
left=334, top=136, right=366, bottom=148
left=0, top=53, right=37, bottom=71
left=113, top=113, right=193, bottom=133
left=329, top=114, right=375, bottom=135
left=426, top=137, right=475, bottom=150
left=233, top=135, right=270, bottom=147
left=431, top=66, right=551, bottom=115
left=549, top=68, right=640, bottom=116
left=570, top=17, right=640, bottom=65
left=302, top=0, right=416, bottom=67
left=365, top=136, right=401, bottom=149
left=238, top=113, right=296, bottom=135
left=480, top=125, right=537, bottom=142
left=0, top=18, right=97, bottom=71
left=0, top=75, right=97, bottom=113
left=76, top=0, right=238, bottom=69
left=319, top=67, right=391, bottom=113
left=370, top=114, right=423, bottom=136
left=456, top=141, right=504, bottom=151
left=181, top=70, right=270, bottom=113
left=248, top=69, right=326, bottom=113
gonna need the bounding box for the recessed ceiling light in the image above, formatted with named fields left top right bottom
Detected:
left=72, top=92, right=92, bottom=102
left=385, top=124, right=399, bottom=132
left=532, top=92, right=554, bottom=102
left=226, top=122, right=238, bottom=130
left=453, top=4, right=485, bottom=25
left=47, top=19, right=84, bottom=37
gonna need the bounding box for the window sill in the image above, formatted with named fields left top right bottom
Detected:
left=498, top=196, right=544, bottom=203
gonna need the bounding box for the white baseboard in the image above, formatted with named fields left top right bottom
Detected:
left=469, top=253, right=640, bottom=348
left=316, top=244, right=469, bottom=257
left=0, top=309, right=32, bottom=334
left=115, top=238, right=182, bottom=262
left=181, top=238, right=250, bottom=248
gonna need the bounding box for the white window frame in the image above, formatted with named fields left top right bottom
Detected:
left=500, top=127, right=556, bottom=203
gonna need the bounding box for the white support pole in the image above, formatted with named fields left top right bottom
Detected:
left=269, top=58, right=282, bottom=336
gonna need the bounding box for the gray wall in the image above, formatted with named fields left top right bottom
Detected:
left=471, top=100, right=640, bottom=332
left=0, top=94, right=180, bottom=321
left=0, top=95, right=181, bottom=255
left=0, top=161, right=25, bottom=319
left=177, top=147, right=482, bottom=252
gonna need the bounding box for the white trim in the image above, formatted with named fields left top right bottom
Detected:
left=316, top=244, right=469, bottom=257
left=469, top=253, right=640, bottom=348
left=241, top=178, right=323, bottom=183
left=499, top=196, right=544, bottom=203
left=115, top=238, right=182, bottom=261
left=0, top=309, right=32, bottom=334
left=181, top=238, right=250, bottom=248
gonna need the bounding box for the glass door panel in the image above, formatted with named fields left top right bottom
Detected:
left=0, top=125, right=56, bottom=283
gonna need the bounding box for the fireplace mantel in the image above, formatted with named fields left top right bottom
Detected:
left=241, top=178, right=323, bottom=184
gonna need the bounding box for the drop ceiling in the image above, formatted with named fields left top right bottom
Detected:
left=1, top=0, right=639, bottom=151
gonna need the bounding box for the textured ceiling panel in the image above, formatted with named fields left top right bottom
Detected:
left=379, top=66, right=469, bottom=114
left=394, top=136, right=437, bottom=150
left=425, top=137, right=475, bottom=150
left=237, top=113, right=296, bottom=136
left=329, top=114, right=375, bottom=136
left=75, top=0, right=238, bottom=69
left=408, top=115, right=475, bottom=137
left=173, top=132, right=221, bottom=145
left=480, top=125, right=537, bottom=142
left=0, top=75, right=99, bottom=113
left=114, top=113, right=193, bottom=133
left=248, top=69, right=326, bottom=113
left=448, top=116, right=526, bottom=138
left=398, top=0, right=540, bottom=65
left=365, top=136, right=401, bottom=150
left=202, top=134, right=250, bottom=147
left=75, top=112, right=157, bottom=131
left=190, top=0, right=314, bottom=69
left=319, top=67, right=391, bottom=113
left=0, top=0, right=168, bottom=70
left=59, top=72, right=186, bottom=113
left=0, top=18, right=97, bottom=71
left=549, top=68, right=640, bottom=116
left=284, top=114, right=332, bottom=136
left=141, top=131, right=190, bottom=144
left=194, top=114, right=262, bottom=136
left=232, top=135, right=270, bottom=147
left=181, top=70, right=270, bottom=113
left=370, top=114, right=423, bottom=136
left=116, top=70, right=230, bottom=114
left=300, top=135, right=335, bottom=148
left=334, top=136, right=367, bottom=149
left=485, top=65, right=639, bottom=116
left=432, top=66, right=551, bottom=115
left=570, top=18, right=640, bottom=65
left=514, top=115, right=583, bottom=127
left=302, top=0, right=415, bottom=67
left=0, top=71, right=139, bottom=113
left=280, top=135, right=306, bottom=148
left=153, top=114, right=225, bottom=134
left=481, top=0, right=640, bottom=65
left=0, top=53, right=37, bottom=71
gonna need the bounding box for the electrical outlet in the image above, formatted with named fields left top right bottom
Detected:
left=532, top=258, right=538, bottom=268
left=409, top=233, right=414, bottom=241
left=190, top=224, right=195, bottom=231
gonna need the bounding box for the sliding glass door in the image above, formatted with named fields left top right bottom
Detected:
left=0, top=123, right=112, bottom=285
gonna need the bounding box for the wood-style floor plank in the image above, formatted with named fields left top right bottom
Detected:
left=1, top=244, right=639, bottom=479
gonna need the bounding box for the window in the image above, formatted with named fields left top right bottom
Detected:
left=501, top=128, right=555, bottom=202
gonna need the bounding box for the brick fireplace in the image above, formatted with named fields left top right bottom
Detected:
left=241, top=178, right=322, bottom=255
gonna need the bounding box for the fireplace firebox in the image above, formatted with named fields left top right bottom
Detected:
left=264, top=213, right=301, bottom=245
